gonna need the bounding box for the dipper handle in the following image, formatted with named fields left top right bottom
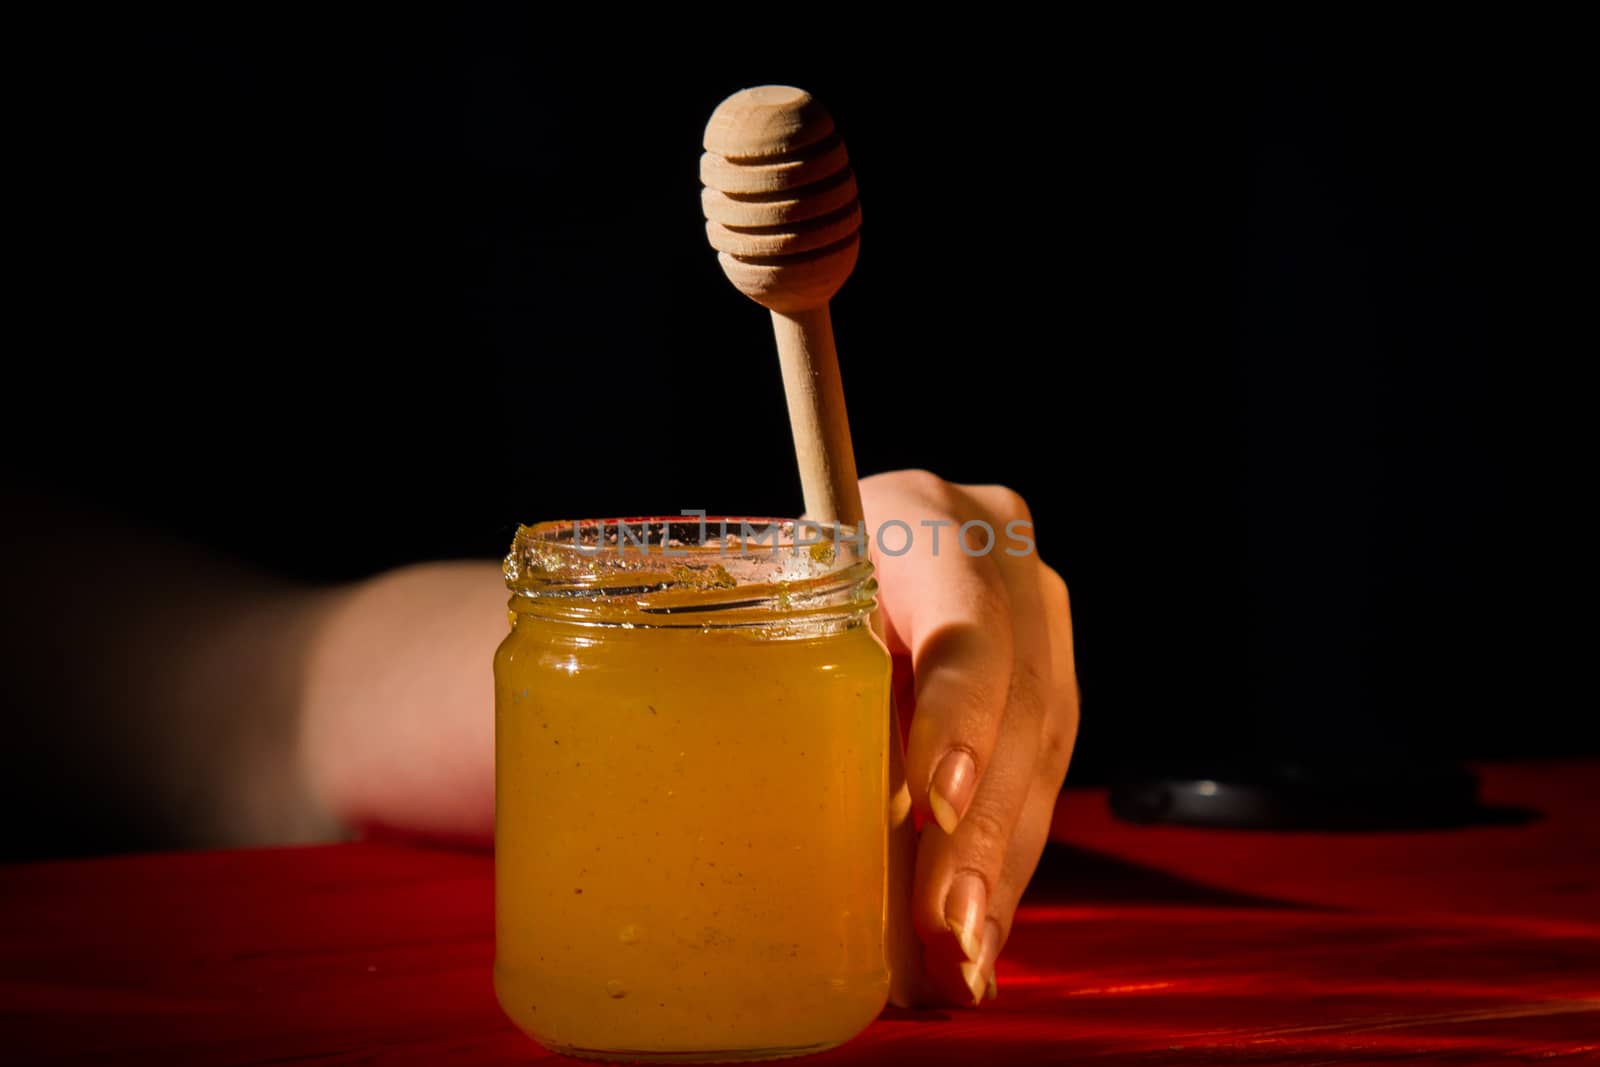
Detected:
left=703, top=85, right=927, bottom=1006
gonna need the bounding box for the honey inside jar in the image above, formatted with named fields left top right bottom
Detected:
left=494, top=518, right=891, bottom=1062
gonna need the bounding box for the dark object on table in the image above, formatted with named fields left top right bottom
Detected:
left=1109, top=758, right=1494, bottom=830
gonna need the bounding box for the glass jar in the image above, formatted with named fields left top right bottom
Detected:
left=494, top=517, right=892, bottom=1062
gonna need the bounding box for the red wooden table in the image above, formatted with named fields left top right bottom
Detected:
left=4, top=762, right=1597, bottom=1065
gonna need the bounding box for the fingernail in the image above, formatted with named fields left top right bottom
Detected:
left=958, top=919, right=1003, bottom=1007
left=928, top=750, right=976, bottom=835
left=943, top=873, right=987, bottom=965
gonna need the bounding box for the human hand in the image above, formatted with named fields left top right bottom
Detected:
left=860, top=470, right=1080, bottom=1006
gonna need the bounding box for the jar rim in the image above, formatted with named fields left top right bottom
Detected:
left=503, top=516, right=878, bottom=631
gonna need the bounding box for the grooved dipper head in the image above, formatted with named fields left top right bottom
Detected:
left=701, top=86, right=861, bottom=313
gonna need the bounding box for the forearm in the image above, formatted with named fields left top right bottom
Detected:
left=300, top=559, right=505, bottom=845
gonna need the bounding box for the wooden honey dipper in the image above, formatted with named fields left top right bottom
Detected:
left=702, top=85, right=925, bottom=1007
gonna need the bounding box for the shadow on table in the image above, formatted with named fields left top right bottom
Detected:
left=1024, top=842, right=1324, bottom=911
left=875, top=847, right=1334, bottom=1022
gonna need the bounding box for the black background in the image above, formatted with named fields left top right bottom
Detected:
left=6, top=12, right=1591, bottom=784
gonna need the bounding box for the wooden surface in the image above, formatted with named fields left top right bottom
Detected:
left=4, top=761, right=1598, bottom=1065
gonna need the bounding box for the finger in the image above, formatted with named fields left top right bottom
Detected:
left=911, top=573, right=1057, bottom=1003
left=974, top=567, right=1081, bottom=997
left=911, top=677, right=1040, bottom=1004
left=915, top=556, right=1079, bottom=1004
left=865, top=479, right=1016, bottom=835
left=971, top=764, right=1063, bottom=999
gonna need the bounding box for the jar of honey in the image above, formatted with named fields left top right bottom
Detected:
left=494, top=517, right=892, bottom=1062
